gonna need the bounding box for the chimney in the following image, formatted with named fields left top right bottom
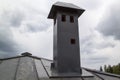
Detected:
left=48, top=2, right=85, bottom=74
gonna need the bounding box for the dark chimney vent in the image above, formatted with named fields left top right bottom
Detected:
left=21, top=52, right=32, bottom=56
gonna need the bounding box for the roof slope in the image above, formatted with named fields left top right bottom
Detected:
left=0, top=55, right=120, bottom=80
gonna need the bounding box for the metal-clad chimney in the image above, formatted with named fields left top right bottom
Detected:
left=48, top=2, right=85, bottom=74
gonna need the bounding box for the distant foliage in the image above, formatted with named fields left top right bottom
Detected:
left=100, top=66, right=103, bottom=71
left=100, top=63, right=120, bottom=75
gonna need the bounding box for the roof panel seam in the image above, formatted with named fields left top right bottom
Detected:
left=14, top=58, right=21, bottom=80
left=41, top=60, right=50, bottom=78
left=33, top=59, right=40, bottom=80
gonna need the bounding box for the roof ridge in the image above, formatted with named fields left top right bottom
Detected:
left=0, top=55, right=53, bottom=61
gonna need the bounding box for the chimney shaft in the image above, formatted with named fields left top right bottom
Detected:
left=48, top=2, right=85, bottom=74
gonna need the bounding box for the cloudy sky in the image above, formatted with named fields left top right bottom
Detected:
left=0, top=0, right=120, bottom=69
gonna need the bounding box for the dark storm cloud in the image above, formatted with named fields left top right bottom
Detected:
left=0, top=39, right=15, bottom=52
left=0, top=38, right=18, bottom=58
left=0, top=28, right=20, bottom=58
left=0, top=10, right=23, bottom=58
left=97, top=2, right=120, bottom=40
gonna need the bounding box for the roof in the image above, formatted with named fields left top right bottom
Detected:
left=48, top=2, right=85, bottom=19
left=0, top=55, right=120, bottom=80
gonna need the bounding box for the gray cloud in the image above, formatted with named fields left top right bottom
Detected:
left=0, top=2, right=52, bottom=58
left=26, top=18, right=51, bottom=32
left=0, top=6, right=52, bottom=58
left=97, top=2, right=120, bottom=40
left=80, top=34, right=115, bottom=54
left=0, top=10, right=23, bottom=58
left=1, top=10, right=24, bottom=27
left=80, top=0, right=103, bottom=10
left=87, top=57, right=109, bottom=64
left=0, top=27, right=20, bottom=58
left=15, top=6, right=51, bottom=33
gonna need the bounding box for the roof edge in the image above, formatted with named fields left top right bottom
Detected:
left=83, top=67, right=120, bottom=78
left=0, top=55, right=52, bottom=61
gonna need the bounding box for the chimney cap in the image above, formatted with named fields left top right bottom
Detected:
left=21, top=52, right=32, bottom=56
left=48, top=2, right=85, bottom=19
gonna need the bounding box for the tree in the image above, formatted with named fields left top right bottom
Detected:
left=103, top=63, right=120, bottom=75
left=104, top=65, right=107, bottom=72
left=108, top=65, right=113, bottom=73
left=100, top=66, right=103, bottom=71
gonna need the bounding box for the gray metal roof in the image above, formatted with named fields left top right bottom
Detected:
left=0, top=55, right=120, bottom=80
left=48, top=2, right=85, bottom=19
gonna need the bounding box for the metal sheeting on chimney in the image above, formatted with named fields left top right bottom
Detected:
left=48, top=2, right=85, bottom=74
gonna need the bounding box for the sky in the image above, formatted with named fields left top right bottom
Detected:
left=0, top=0, right=120, bottom=69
